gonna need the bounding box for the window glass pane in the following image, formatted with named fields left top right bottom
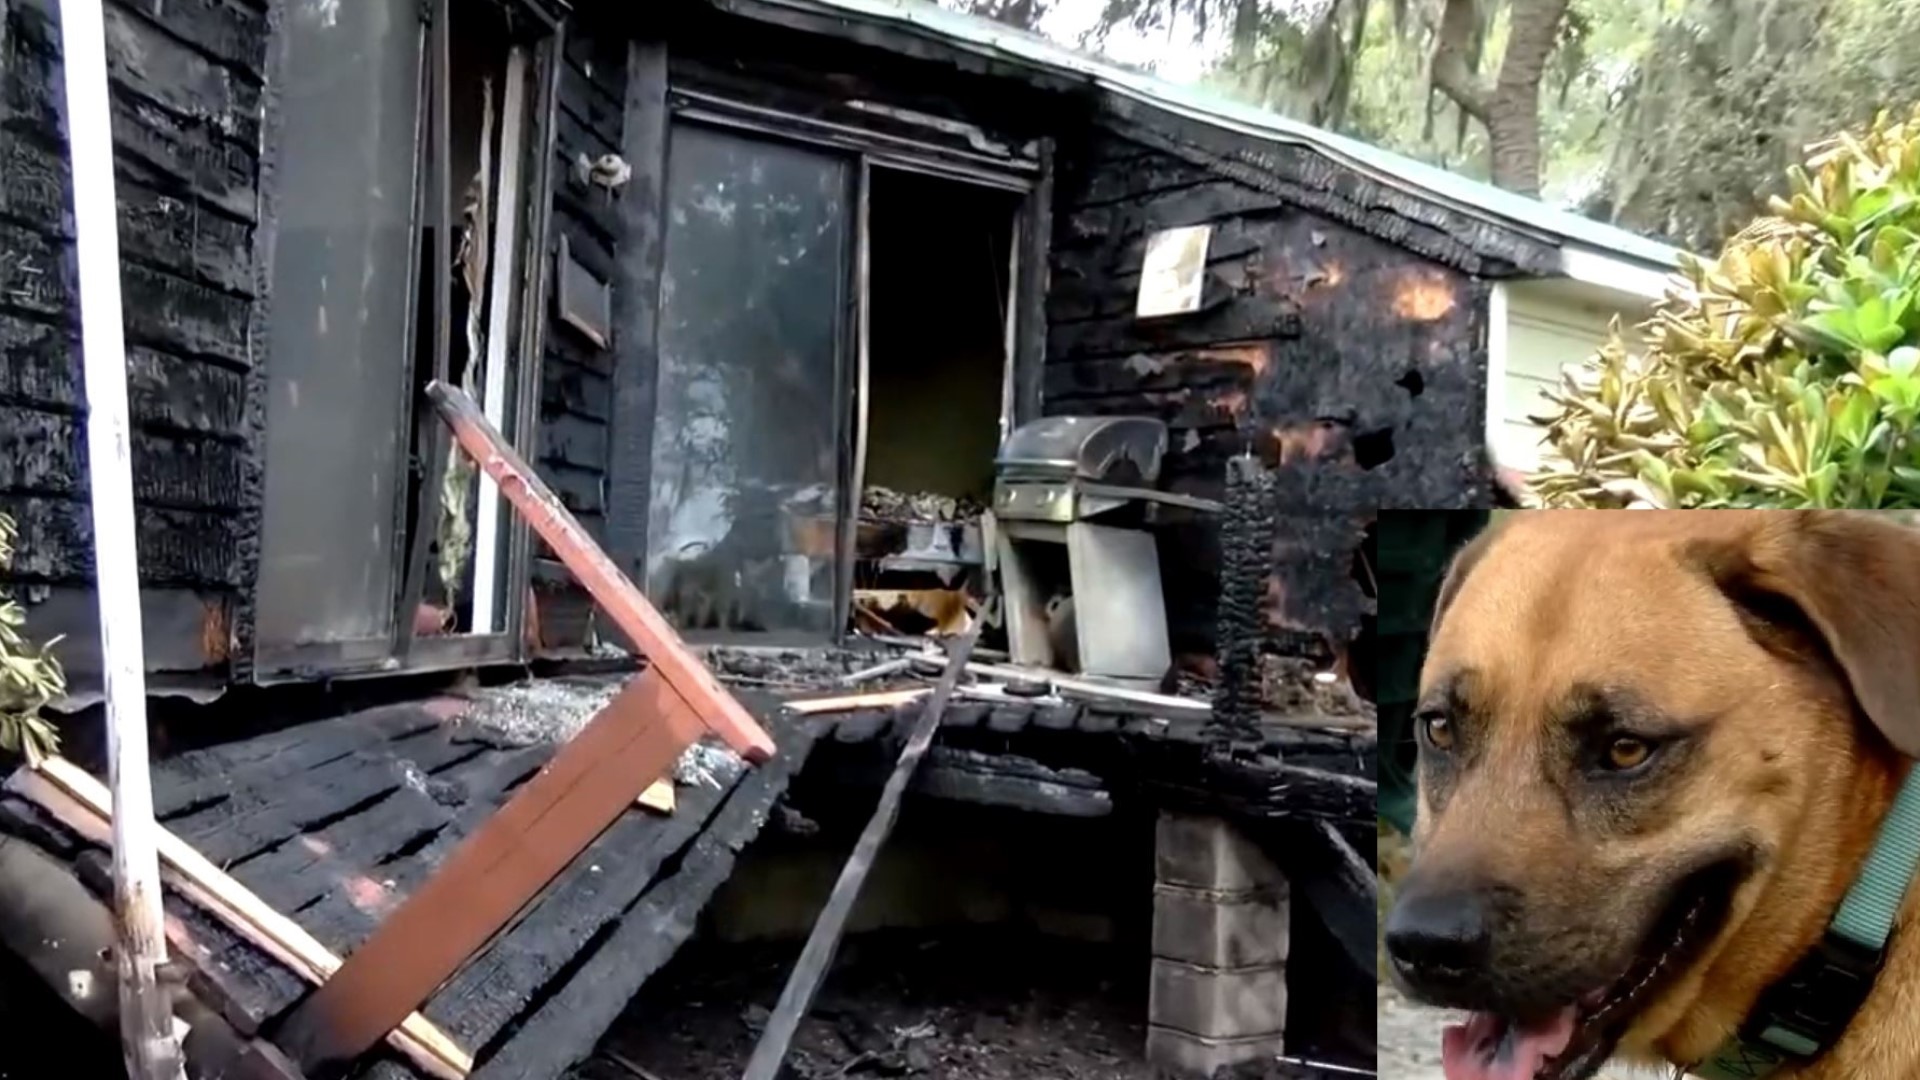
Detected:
left=254, top=0, right=423, bottom=652
left=646, top=125, right=851, bottom=635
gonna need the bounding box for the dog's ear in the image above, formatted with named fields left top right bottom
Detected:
left=1694, top=511, right=1920, bottom=757
left=1430, top=518, right=1505, bottom=639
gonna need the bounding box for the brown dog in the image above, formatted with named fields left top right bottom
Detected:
left=1383, top=510, right=1920, bottom=1080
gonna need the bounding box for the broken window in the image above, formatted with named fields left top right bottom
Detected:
left=253, top=0, right=557, bottom=675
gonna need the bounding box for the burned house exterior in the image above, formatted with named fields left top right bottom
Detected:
left=0, top=0, right=1675, bottom=699
left=0, top=0, right=1663, bottom=1076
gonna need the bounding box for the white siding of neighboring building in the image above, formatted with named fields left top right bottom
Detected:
left=1487, top=278, right=1653, bottom=473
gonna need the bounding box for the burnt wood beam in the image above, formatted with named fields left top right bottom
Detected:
left=813, top=744, right=1114, bottom=817
left=602, top=38, right=669, bottom=581
left=1140, top=754, right=1376, bottom=828
left=741, top=624, right=983, bottom=1080
left=1252, top=818, right=1377, bottom=976
left=1012, top=137, right=1054, bottom=426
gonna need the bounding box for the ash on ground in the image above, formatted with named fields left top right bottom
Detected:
left=457, top=678, right=742, bottom=784
left=581, top=930, right=1336, bottom=1080
left=461, top=679, right=621, bottom=745
left=1262, top=656, right=1371, bottom=721
left=704, top=646, right=907, bottom=691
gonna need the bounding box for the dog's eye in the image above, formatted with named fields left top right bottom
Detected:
left=1605, top=736, right=1653, bottom=771
left=1418, top=713, right=1455, bottom=751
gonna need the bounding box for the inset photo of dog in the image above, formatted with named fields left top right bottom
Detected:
left=1376, top=510, right=1920, bottom=1080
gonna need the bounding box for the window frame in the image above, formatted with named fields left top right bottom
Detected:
left=642, top=90, right=1044, bottom=643
left=248, top=0, right=564, bottom=682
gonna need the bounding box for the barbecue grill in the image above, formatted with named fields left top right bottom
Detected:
left=989, top=417, right=1217, bottom=689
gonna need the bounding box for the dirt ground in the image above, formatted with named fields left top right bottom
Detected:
left=583, top=929, right=1347, bottom=1080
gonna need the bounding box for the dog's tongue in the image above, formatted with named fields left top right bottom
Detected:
left=1442, top=1009, right=1577, bottom=1080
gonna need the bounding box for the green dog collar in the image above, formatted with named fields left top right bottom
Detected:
left=1690, top=763, right=1920, bottom=1078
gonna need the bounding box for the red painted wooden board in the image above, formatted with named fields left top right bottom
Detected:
left=276, top=670, right=707, bottom=1074
left=275, top=382, right=775, bottom=1075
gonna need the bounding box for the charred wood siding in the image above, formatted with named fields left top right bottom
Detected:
left=0, top=0, right=266, bottom=682
left=1044, top=130, right=1495, bottom=654
left=530, top=22, right=626, bottom=650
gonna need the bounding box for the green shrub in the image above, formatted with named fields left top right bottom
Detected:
left=1533, top=107, right=1920, bottom=509
left=0, top=512, right=63, bottom=765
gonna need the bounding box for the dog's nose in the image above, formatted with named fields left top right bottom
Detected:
left=1385, top=886, right=1493, bottom=990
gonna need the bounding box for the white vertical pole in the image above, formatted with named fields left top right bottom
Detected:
left=472, top=46, right=530, bottom=636
left=53, top=2, right=186, bottom=1078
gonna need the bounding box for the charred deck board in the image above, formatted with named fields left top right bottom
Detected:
left=234, top=744, right=554, bottom=923
left=802, top=695, right=1375, bottom=829
left=470, top=720, right=819, bottom=1080
left=423, top=750, right=748, bottom=1049
left=166, top=721, right=489, bottom=869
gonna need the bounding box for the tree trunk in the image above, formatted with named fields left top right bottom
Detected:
left=1487, top=0, right=1570, bottom=194
left=1428, top=0, right=1571, bottom=196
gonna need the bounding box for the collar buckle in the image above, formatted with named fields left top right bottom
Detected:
left=1744, top=931, right=1884, bottom=1059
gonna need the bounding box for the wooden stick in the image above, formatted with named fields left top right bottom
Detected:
left=943, top=656, right=1211, bottom=716
left=11, top=760, right=473, bottom=1078
left=838, top=657, right=913, bottom=686
left=740, top=621, right=983, bottom=1080
left=783, top=688, right=932, bottom=715
left=53, top=2, right=183, bottom=1076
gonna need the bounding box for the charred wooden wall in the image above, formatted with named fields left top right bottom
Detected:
left=1044, top=125, right=1515, bottom=656
left=525, top=20, right=630, bottom=652
left=0, top=0, right=266, bottom=691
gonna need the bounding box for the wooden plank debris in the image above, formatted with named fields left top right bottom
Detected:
left=56, top=1, right=182, bottom=1072
left=637, top=779, right=675, bottom=814
left=275, top=670, right=702, bottom=1075
left=740, top=621, right=983, bottom=1080
left=785, top=688, right=931, bottom=715
left=277, top=382, right=776, bottom=1077
left=912, top=652, right=1375, bottom=732
left=3, top=761, right=472, bottom=1079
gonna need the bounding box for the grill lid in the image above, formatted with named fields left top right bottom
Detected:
left=995, top=416, right=1167, bottom=485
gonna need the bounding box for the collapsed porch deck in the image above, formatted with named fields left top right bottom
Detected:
left=0, top=681, right=816, bottom=1080
left=0, top=654, right=1375, bottom=1080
